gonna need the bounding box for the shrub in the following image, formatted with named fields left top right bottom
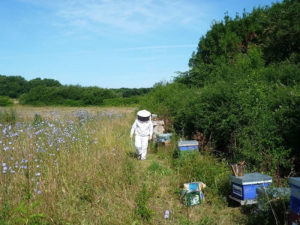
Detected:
left=0, top=96, right=13, bottom=106
left=103, top=96, right=140, bottom=106
left=143, top=53, right=298, bottom=174
left=19, top=86, right=116, bottom=106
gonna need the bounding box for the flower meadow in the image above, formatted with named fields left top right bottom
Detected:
left=0, top=107, right=140, bottom=224
left=1, top=107, right=251, bottom=225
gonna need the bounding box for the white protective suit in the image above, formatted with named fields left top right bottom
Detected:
left=130, top=110, right=153, bottom=160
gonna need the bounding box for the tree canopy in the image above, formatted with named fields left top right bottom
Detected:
left=141, top=0, right=300, bottom=175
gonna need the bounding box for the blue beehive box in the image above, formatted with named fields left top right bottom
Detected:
left=230, top=173, right=272, bottom=202
left=289, top=177, right=300, bottom=214
left=178, top=140, right=198, bottom=151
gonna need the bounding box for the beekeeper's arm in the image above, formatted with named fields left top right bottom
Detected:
left=149, top=121, right=153, bottom=140
left=130, top=120, right=136, bottom=138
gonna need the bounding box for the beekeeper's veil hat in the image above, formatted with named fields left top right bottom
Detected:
left=137, top=110, right=151, bottom=122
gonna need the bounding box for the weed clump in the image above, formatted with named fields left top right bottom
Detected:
left=147, top=161, right=171, bottom=176
left=0, top=108, right=17, bottom=124
left=135, top=184, right=154, bottom=223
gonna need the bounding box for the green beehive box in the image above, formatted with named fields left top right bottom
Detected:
left=182, top=191, right=202, bottom=206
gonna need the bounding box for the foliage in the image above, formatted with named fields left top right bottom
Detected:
left=103, top=96, right=140, bottom=106
left=27, top=78, right=61, bottom=90
left=19, top=85, right=117, bottom=106
left=0, top=96, right=13, bottom=106
left=142, top=0, right=300, bottom=174
left=0, top=75, right=28, bottom=98
left=112, top=88, right=152, bottom=98
left=0, top=75, right=61, bottom=98
left=0, top=75, right=151, bottom=106
left=184, top=0, right=300, bottom=87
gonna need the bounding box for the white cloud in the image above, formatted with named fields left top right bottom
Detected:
left=20, top=0, right=212, bottom=33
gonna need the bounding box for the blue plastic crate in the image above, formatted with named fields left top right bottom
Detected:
left=230, top=173, right=272, bottom=201
left=289, top=177, right=300, bottom=214
left=178, top=140, right=198, bottom=151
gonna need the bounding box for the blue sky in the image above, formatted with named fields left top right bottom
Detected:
left=0, top=0, right=278, bottom=88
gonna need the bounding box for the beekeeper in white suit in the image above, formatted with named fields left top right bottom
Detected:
left=130, top=110, right=153, bottom=160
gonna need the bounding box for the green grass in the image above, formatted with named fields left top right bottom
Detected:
left=0, top=106, right=250, bottom=224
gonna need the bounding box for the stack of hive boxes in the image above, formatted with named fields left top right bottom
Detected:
left=229, top=173, right=272, bottom=205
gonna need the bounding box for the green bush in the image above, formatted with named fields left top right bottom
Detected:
left=19, top=86, right=116, bottom=106
left=163, top=0, right=300, bottom=174
left=143, top=47, right=298, bottom=173
left=103, top=96, right=140, bottom=106
left=0, top=96, right=13, bottom=106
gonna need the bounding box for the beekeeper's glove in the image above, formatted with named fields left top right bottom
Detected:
left=149, top=135, right=152, bottom=140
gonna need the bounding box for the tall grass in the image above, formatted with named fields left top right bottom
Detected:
left=0, top=107, right=140, bottom=224
left=1, top=106, right=250, bottom=225
left=0, top=108, right=17, bottom=125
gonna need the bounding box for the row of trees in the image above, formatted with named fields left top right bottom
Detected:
left=0, top=75, right=151, bottom=106
left=0, top=76, right=61, bottom=98
left=141, top=0, right=300, bottom=175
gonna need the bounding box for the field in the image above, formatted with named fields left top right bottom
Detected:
left=0, top=106, right=273, bottom=225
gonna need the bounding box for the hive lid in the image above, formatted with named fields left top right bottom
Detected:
left=157, top=133, right=172, bottom=138
left=289, top=177, right=300, bottom=187
left=230, top=173, right=272, bottom=185
left=178, top=140, right=198, bottom=146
